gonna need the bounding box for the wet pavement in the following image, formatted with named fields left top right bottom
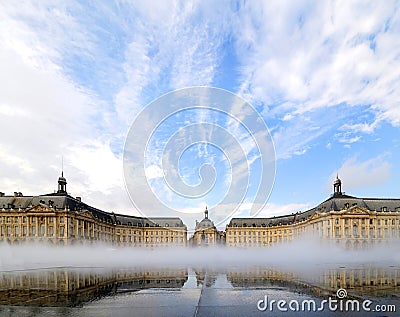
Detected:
left=0, top=267, right=398, bottom=317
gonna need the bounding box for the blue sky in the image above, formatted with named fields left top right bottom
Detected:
left=0, top=1, right=399, bottom=229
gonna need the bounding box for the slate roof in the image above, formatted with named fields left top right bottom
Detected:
left=196, top=218, right=215, bottom=229
left=0, top=193, right=186, bottom=227
left=227, top=193, right=400, bottom=228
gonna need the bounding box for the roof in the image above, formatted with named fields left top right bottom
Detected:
left=0, top=194, right=185, bottom=227
left=196, top=218, right=215, bottom=230
left=227, top=193, right=400, bottom=228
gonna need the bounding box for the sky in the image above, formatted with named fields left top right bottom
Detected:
left=0, top=1, right=399, bottom=230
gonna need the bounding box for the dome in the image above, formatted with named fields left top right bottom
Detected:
left=197, top=218, right=215, bottom=229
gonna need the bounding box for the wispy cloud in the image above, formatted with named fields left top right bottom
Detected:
left=234, top=1, right=400, bottom=157
left=330, top=155, right=391, bottom=192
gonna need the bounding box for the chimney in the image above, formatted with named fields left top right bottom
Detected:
left=0, top=192, right=4, bottom=197
left=14, top=192, right=18, bottom=197
left=76, top=197, right=81, bottom=202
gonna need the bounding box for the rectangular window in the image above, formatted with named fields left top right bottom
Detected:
left=49, top=226, right=54, bottom=236
left=335, top=219, right=339, bottom=225
left=6, top=226, right=10, bottom=236
left=60, top=217, right=64, bottom=223
left=14, top=217, right=18, bottom=223
left=15, top=226, right=19, bottom=235
left=7, top=217, right=10, bottom=223
left=23, top=226, right=27, bottom=236
left=40, top=224, right=45, bottom=236
left=49, top=217, right=54, bottom=223
left=370, top=219, right=373, bottom=225
left=361, top=219, right=365, bottom=225
left=345, top=219, right=349, bottom=225
left=32, top=226, right=36, bottom=235
left=1, top=226, right=4, bottom=236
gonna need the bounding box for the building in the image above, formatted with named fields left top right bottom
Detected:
left=226, top=176, right=400, bottom=248
left=0, top=172, right=187, bottom=246
left=1, top=173, right=399, bottom=248
left=189, top=207, right=225, bottom=246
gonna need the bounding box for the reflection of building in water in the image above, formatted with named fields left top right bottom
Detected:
left=0, top=172, right=187, bottom=247
left=226, top=267, right=400, bottom=298
left=226, top=176, right=400, bottom=248
left=318, top=267, right=400, bottom=297
left=193, top=268, right=218, bottom=287
left=189, top=207, right=225, bottom=246
left=0, top=268, right=188, bottom=306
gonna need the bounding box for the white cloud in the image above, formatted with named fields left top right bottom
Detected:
left=332, top=155, right=391, bottom=192
left=145, top=165, right=164, bottom=180
left=234, top=1, right=400, bottom=155
left=257, top=202, right=312, bottom=218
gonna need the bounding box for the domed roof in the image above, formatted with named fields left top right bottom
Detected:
left=334, top=175, right=341, bottom=185
left=197, top=218, right=215, bottom=229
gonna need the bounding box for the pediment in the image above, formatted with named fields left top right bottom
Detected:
left=78, top=210, right=96, bottom=220
left=26, top=204, right=54, bottom=213
left=341, top=206, right=372, bottom=215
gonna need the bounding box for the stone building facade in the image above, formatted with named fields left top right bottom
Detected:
left=0, top=173, right=187, bottom=247
left=1, top=173, right=399, bottom=248
left=226, top=176, right=400, bottom=248
left=189, top=207, right=225, bottom=246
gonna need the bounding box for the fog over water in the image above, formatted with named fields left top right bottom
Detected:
left=1, top=237, right=399, bottom=272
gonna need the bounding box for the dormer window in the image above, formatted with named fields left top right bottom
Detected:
left=381, top=206, right=387, bottom=212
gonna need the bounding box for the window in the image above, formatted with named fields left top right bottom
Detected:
left=15, top=226, right=19, bottom=235
left=361, top=219, right=365, bottom=225
left=6, top=217, right=10, bottom=223
left=49, top=217, right=54, bottom=223
left=345, top=219, right=349, bottom=225
left=49, top=226, right=54, bottom=236
left=40, top=224, right=45, bottom=236
left=335, top=219, right=339, bottom=225
left=60, top=217, right=64, bottom=223
left=32, top=226, right=36, bottom=235
left=23, top=226, right=27, bottom=236
left=14, top=217, right=18, bottom=223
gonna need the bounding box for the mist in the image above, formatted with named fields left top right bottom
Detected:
left=1, top=236, right=399, bottom=273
